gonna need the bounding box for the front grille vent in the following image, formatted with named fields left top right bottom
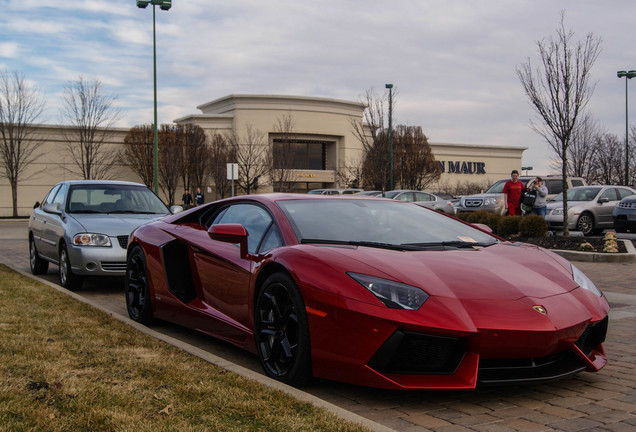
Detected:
left=101, top=262, right=127, bottom=272
left=117, top=235, right=129, bottom=249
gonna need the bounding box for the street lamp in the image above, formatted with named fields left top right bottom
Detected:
left=522, top=166, right=533, bottom=176
left=137, top=0, right=172, bottom=194
left=617, top=70, right=636, bottom=186
left=385, top=84, right=393, bottom=191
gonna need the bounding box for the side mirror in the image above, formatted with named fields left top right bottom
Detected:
left=208, top=223, right=249, bottom=258
left=170, top=205, right=184, bottom=214
left=42, top=203, right=62, bottom=215
left=598, top=197, right=609, bottom=204
left=33, top=201, right=41, bottom=209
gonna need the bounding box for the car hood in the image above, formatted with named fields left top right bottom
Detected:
left=69, top=213, right=168, bottom=236
left=298, top=242, right=576, bottom=301
left=459, top=193, right=503, bottom=200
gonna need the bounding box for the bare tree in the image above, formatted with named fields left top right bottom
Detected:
left=209, top=133, right=233, bottom=199
left=226, top=124, right=269, bottom=195
left=158, top=124, right=184, bottom=205
left=0, top=71, right=46, bottom=217
left=267, top=114, right=299, bottom=192
left=120, top=124, right=154, bottom=187
left=180, top=124, right=208, bottom=192
left=351, top=88, right=392, bottom=192
left=589, top=133, right=624, bottom=185
left=565, top=114, right=602, bottom=182
left=517, top=11, right=601, bottom=235
left=393, top=125, right=441, bottom=190
left=59, top=76, right=121, bottom=179
left=336, top=155, right=365, bottom=188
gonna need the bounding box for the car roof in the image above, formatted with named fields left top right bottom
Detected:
left=59, top=180, right=147, bottom=187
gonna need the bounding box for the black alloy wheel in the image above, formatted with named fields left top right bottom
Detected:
left=255, top=272, right=311, bottom=386
left=125, top=245, right=153, bottom=324
left=59, top=244, right=83, bottom=291
left=576, top=213, right=595, bottom=236
left=29, top=237, right=49, bottom=275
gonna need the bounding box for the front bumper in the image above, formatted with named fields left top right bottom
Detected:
left=67, top=234, right=128, bottom=276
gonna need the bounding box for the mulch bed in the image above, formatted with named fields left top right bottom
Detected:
left=512, top=236, right=627, bottom=253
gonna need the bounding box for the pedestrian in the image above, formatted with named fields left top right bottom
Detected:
left=182, top=189, right=193, bottom=209
left=503, top=169, right=524, bottom=216
left=195, top=187, right=204, bottom=206
left=527, top=177, right=548, bottom=218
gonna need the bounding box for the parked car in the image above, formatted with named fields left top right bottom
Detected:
left=384, top=190, right=455, bottom=214
left=308, top=188, right=363, bottom=195
left=545, top=185, right=636, bottom=235
left=28, top=180, right=179, bottom=290
left=355, top=190, right=382, bottom=196
left=612, top=194, right=636, bottom=233
left=455, top=176, right=587, bottom=215
left=125, top=193, right=608, bottom=390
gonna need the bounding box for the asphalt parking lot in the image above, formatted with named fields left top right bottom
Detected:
left=3, top=218, right=636, bottom=431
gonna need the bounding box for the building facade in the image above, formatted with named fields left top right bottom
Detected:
left=2, top=94, right=526, bottom=217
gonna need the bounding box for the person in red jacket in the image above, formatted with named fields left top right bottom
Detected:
left=503, top=170, right=524, bottom=216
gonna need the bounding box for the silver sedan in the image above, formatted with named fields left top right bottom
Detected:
left=28, top=180, right=178, bottom=290
left=384, top=190, right=456, bottom=214
left=545, top=185, right=636, bottom=235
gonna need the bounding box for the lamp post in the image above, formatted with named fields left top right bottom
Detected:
left=137, top=0, right=172, bottom=194
left=385, top=84, right=393, bottom=191
left=617, top=70, right=636, bottom=186
left=521, top=166, right=533, bottom=176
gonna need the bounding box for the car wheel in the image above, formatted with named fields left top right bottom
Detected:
left=255, top=272, right=311, bottom=386
left=59, top=244, right=83, bottom=291
left=576, top=213, right=595, bottom=236
left=125, top=245, right=153, bottom=324
left=29, top=237, right=49, bottom=275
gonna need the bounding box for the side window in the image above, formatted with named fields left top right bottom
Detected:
left=571, top=179, right=584, bottom=187
left=546, top=180, right=562, bottom=195
left=214, top=204, right=276, bottom=254
left=600, top=188, right=618, bottom=201
left=617, top=188, right=635, bottom=200
left=396, top=193, right=413, bottom=202
left=51, top=183, right=69, bottom=209
left=414, top=192, right=433, bottom=202
left=42, top=184, right=62, bottom=206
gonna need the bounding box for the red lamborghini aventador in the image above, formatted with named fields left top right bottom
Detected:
left=125, top=194, right=609, bottom=390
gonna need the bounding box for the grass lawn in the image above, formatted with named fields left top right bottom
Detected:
left=0, top=265, right=370, bottom=432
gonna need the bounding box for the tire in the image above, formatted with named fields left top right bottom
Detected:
left=255, top=272, right=311, bottom=386
left=125, top=245, right=154, bottom=324
left=576, top=213, right=595, bottom=236
left=59, top=244, right=83, bottom=291
left=29, top=237, right=49, bottom=275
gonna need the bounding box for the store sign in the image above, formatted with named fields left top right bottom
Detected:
left=437, top=161, right=486, bottom=175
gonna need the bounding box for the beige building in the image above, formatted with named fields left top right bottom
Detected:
left=2, top=94, right=526, bottom=217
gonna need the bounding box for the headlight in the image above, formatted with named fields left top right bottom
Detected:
left=72, top=233, right=112, bottom=247
left=348, top=273, right=429, bottom=310
left=552, top=208, right=563, bottom=215
left=572, top=264, right=602, bottom=297
left=483, top=197, right=500, bottom=206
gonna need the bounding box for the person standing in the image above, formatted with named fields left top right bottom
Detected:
left=182, top=189, right=193, bottom=209
left=528, top=177, right=548, bottom=218
left=195, top=187, right=204, bottom=206
left=503, top=169, right=524, bottom=216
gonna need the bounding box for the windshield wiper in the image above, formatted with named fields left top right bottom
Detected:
left=403, top=241, right=497, bottom=249
left=300, top=239, right=427, bottom=251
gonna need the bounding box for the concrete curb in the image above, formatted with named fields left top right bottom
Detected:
left=551, top=239, right=636, bottom=262
left=8, top=265, right=395, bottom=432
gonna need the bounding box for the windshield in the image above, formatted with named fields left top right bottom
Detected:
left=551, top=187, right=600, bottom=202
left=66, top=184, right=170, bottom=214
left=277, top=199, right=498, bottom=247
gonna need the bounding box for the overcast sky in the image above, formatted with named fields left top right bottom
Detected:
left=2, top=0, right=636, bottom=175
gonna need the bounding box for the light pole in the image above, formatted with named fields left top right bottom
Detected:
left=521, top=166, right=533, bottom=176
left=137, top=0, right=172, bottom=194
left=385, top=84, right=393, bottom=191
left=617, top=70, right=636, bottom=186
